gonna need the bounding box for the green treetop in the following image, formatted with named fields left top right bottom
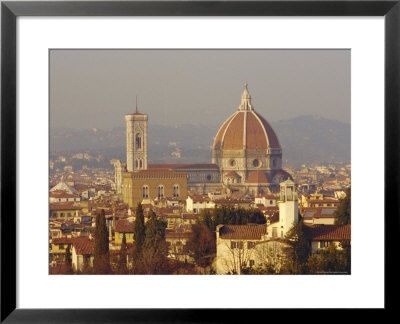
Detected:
left=93, top=209, right=111, bottom=274
left=335, top=186, right=351, bottom=225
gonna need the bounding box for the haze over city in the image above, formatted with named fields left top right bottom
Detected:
left=50, top=49, right=350, bottom=130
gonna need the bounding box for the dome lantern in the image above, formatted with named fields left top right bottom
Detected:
left=238, top=82, right=253, bottom=111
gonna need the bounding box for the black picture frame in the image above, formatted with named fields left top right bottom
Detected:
left=1, top=0, right=398, bottom=322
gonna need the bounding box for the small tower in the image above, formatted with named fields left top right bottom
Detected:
left=238, top=82, right=253, bottom=111
left=110, top=159, right=126, bottom=195
left=277, top=179, right=298, bottom=237
left=125, top=97, right=148, bottom=172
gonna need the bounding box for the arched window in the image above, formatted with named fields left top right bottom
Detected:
left=158, top=185, right=164, bottom=198
left=142, top=185, right=149, bottom=198
left=135, top=133, right=142, bottom=149
left=135, top=160, right=139, bottom=169
left=139, top=159, right=143, bottom=169
left=173, top=185, right=179, bottom=198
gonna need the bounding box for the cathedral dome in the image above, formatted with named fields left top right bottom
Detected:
left=213, top=84, right=281, bottom=151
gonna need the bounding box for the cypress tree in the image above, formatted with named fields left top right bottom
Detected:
left=63, top=244, right=73, bottom=274
left=132, top=203, right=146, bottom=272
left=93, top=209, right=111, bottom=274
left=134, top=203, right=146, bottom=253
left=117, top=233, right=128, bottom=274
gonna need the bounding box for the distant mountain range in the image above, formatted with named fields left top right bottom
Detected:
left=50, top=115, right=350, bottom=168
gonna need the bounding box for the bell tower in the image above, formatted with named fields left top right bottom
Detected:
left=125, top=97, right=148, bottom=172
left=277, top=179, right=298, bottom=237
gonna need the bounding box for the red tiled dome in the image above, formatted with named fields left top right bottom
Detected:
left=213, top=85, right=281, bottom=151
left=213, top=110, right=281, bottom=150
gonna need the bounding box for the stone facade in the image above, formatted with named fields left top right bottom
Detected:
left=110, top=159, right=126, bottom=195
left=122, top=169, right=188, bottom=208
left=113, top=84, right=293, bottom=205
left=125, top=108, right=148, bottom=172
left=212, top=84, right=291, bottom=194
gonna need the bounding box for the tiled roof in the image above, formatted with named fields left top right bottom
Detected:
left=246, top=170, right=269, bottom=184
left=49, top=202, right=82, bottom=211
left=182, top=213, right=196, bottom=219
left=225, top=171, right=240, bottom=178
left=214, top=110, right=281, bottom=150
left=189, top=195, right=211, bottom=203
left=246, top=112, right=269, bottom=149
left=222, top=112, right=244, bottom=150
left=149, top=163, right=219, bottom=170
left=149, top=164, right=187, bottom=169
left=267, top=212, right=280, bottom=224
left=303, top=224, right=351, bottom=241
left=254, top=112, right=281, bottom=149
left=213, top=114, right=236, bottom=150
left=273, top=169, right=292, bottom=179
left=51, top=238, right=73, bottom=244
left=173, top=164, right=219, bottom=170
left=72, top=237, right=94, bottom=255
left=50, top=190, right=80, bottom=199
left=218, top=224, right=267, bottom=240
left=302, top=207, right=337, bottom=219
left=115, top=219, right=134, bottom=233
left=309, top=199, right=339, bottom=204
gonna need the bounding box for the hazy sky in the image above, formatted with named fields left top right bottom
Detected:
left=50, top=49, right=350, bottom=130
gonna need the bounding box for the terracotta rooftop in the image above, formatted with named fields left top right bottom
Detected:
left=213, top=109, right=281, bottom=151
left=72, top=237, right=94, bottom=255
left=225, top=171, right=240, bottom=178
left=115, top=219, right=134, bottom=233
left=49, top=202, right=82, bottom=211
left=303, top=224, right=351, bottom=241
left=51, top=237, right=73, bottom=244
left=308, top=199, right=340, bottom=205
left=267, top=212, right=280, bottom=224
left=246, top=170, right=269, bottom=184
left=149, top=163, right=219, bottom=170
left=188, top=195, right=211, bottom=203
left=218, top=224, right=267, bottom=240
left=302, top=207, right=337, bottom=219
left=50, top=190, right=80, bottom=199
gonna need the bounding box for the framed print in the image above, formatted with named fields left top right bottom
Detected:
left=1, top=0, right=398, bottom=322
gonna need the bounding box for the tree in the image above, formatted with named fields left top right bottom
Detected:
left=249, top=240, right=291, bottom=274
left=132, top=203, right=146, bottom=272
left=186, top=224, right=216, bottom=268
left=335, top=186, right=351, bottom=225
left=117, top=233, right=128, bottom=274
left=63, top=244, right=74, bottom=274
left=198, top=206, right=266, bottom=231
left=93, top=209, right=111, bottom=274
left=340, top=240, right=351, bottom=274
left=221, top=240, right=254, bottom=275
left=306, top=241, right=351, bottom=274
left=283, top=220, right=311, bottom=274
left=133, top=203, right=145, bottom=253
left=141, top=211, right=168, bottom=274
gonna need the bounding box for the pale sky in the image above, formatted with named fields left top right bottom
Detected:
left=50, top=49, right=350, bottom=129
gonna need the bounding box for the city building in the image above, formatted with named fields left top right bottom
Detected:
left=113, top=83, right=292, bottom=208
